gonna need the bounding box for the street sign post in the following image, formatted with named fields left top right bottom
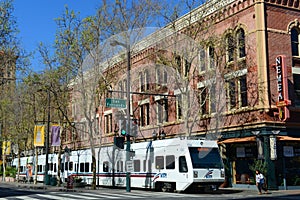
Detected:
left=126, top=160, right=134, bottom=172
left=105, top=98, right=126, bottom=109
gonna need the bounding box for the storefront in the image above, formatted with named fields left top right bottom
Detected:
left=219, top=132, right=300, bottom=190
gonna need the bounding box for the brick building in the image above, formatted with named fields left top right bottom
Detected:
left=69, top=0, right=300, bottom=189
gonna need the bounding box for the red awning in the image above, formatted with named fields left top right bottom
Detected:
left=277, top=136, right=300, bottom=141
left=218, top=136, right=256, bottom=144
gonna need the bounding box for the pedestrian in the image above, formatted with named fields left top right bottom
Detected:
left=255, top=170, right=268, bottom=194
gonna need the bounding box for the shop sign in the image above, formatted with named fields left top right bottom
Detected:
left=275, top=55, right=291, bottom=121
left=270, top=136, right=277, bottom=160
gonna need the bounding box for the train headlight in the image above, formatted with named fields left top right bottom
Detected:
left=193, top=171, right=198, bottom=178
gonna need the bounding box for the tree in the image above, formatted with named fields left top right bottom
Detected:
left=0, top=0, right=29, bottom=181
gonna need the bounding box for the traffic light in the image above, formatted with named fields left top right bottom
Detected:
left=120, top=119, right=127, bottom=136
left=130, top=119, right=138, bottom=137
left=114, top=137, right=125, bottom=149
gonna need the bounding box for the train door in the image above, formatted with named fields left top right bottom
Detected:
left=176, top=155, right=189, bottom=191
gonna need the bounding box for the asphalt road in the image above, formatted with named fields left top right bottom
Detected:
left=1, top=182, right=300, bottom=200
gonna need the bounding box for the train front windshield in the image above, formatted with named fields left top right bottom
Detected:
left=189, top=147, right=223, bottom=168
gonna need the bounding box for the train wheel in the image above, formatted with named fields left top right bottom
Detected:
left=161, top=182, right=175, bottom=192
left=161, top=186, right=168, bottom=192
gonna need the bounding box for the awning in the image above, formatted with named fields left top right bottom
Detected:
left=277, top=136, right=300, bottom=141
left=218, top=136, right=256, bottom=144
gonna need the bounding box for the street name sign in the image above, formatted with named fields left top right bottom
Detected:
left=105, top=98, right=126, bottom=109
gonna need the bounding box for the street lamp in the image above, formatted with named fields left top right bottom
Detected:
left=45, top=89, right=51, bottom=185
left=110, top=39, right=131, bottom=192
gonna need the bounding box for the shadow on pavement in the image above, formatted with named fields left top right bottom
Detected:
left=0, top=186, right=41, bottom=198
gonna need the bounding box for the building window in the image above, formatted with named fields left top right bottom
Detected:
left=199, top=87, right=208, bottom=115
left=157, top=98, right=168, bottom=123
left=237, top=29, right=246, bottom=58
left=145, top=69, right=150, bottom=90
left=175, top=55, right=182, bottom=73
left=226, top=34, right=235, bottom=62
left=291, top=28, right=300, bottom=57
left=184, top=59, right=191, bottom=77
left=140, top=103, right=150, bottom=126
left=208, top=46, right=215, bottom=69
left=226, top=75, right=248, bottom=110
left=240, top=75, right=248, bottom=107
left=139, top=72, right=144, bottom=92
left=199, top=49, right=206, bottom=72
left=210, top=84, right=216, bottom=113
left=177, top=94, right=183, bottom=120
left=104, top=113, right=113, bottom=134
left=294, top=74, right=300, bottom=106
left=228, top=79, right=237, bottom=109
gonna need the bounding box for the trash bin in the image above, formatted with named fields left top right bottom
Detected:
left=50, top=176, right=57, bottom=186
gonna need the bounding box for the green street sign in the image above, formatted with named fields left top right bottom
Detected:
left=105, top=98, right=126, bottom=109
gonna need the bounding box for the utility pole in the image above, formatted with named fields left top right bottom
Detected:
left=45, top=89, right=50, bottom=185
left=111, top=40, right=131, bottom=192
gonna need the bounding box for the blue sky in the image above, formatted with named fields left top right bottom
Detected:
left=13, top=0, right=100, bottom=72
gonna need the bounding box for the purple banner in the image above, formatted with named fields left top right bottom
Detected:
left=51, top=126, right=61, bottom=146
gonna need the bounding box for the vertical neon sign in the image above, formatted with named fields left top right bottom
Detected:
left=275, top=55, right=291, bottom=121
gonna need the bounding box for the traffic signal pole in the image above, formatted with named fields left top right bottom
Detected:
left=125, top=44, right=131, bottom=192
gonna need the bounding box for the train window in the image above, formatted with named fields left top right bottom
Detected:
left=179, top=156, right=188, bottom=173
left=117, top=161, right=123, bottom=172
left=155, top=156, right=164, bottom=169
left=61, top=163, right=64, bottom=172
left=134, top=160, right=140, bottom=172
left=39, top=165, right=43, bottom=172
left=69, top=162, right=73, bottom=171
left=166, top=155, right=175, bottom=169
left=103, top=161, right=109, bottom=172
left=143, top=160, right=146, bottom=172
left=189, top=147, right=222, bottom=168
left=147, top=160, right=152, bottom=172
left=65, top=162, right=68, bottom=170
left=85, top=162, right=90, bottom=172
left=143, top=160, right=152, bottom=172
left=80, top=163, right=84, bottom=172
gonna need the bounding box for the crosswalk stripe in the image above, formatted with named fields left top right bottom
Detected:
left=54, top=193, right=99, bottom=199
left=99, top=192, right=145, bottom=198
left=50, top=191, right=119, bottom=199
left=36, top=194, right=66, bottom=200
left=15, top=196, right=40, bottom=200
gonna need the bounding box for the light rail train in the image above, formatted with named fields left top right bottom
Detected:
left=12, top=137, right=225, bottom=192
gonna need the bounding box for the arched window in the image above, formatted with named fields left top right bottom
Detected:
left=291, top=27, right=300, bottom=57
left=226, top=34, right=235, bottom=62
left=237, top=28, right=246, bottom=58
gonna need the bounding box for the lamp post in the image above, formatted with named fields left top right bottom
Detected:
left=110, top=40, right=131, bottom=192
left=45, top=89, right=51, bottom=185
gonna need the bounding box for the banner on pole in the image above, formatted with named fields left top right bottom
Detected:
left=51, top=125, right=61, bottom=146
left=34, top=125, right=45, bottom=147
left=2, top=141, right=11, bottom=155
